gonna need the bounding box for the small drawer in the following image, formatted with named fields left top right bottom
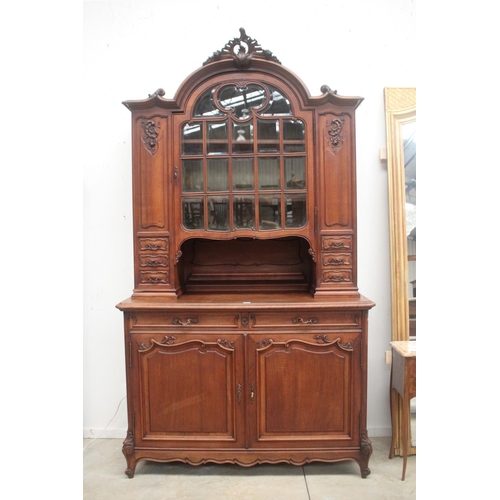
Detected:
left=139, top=254, right=169, bottom=268
left=322, top=235, right=352, bottom=251
left=130, top=311, right=243, bottom=330
left=138, top=237, right=169, bottom=252
left=322, top=270, right=353, bottom=284
left=322, top=252, right=352, bottom=267
left=140, top=271, right=169, bottom=284
left=249, top=311, right=360, bottom=329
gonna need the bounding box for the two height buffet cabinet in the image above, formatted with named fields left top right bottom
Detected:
left=117, top=28, right=375, bottom=478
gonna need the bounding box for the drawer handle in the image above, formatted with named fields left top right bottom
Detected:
left=172, top=317, right=199, bottom=326
left=292, top=317, right=319, bottom=325
left=250, top=382, right=255, bottom=403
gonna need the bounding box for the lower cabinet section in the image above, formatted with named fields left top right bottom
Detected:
left=119, top=298, right=373, bottom=478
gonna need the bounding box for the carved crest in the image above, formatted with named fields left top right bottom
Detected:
left=204, top=28, right=281, bottom=69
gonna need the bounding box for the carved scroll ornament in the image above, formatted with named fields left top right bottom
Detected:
left=204, top=27, right=281, bottom=69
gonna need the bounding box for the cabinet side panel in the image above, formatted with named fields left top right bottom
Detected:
left=134, top=115, right=168, bottom=230
left=317, top=111, right=353, bottom=229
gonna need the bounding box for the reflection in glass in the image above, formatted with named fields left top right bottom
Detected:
left=194, top=88, right=224, bottom=117
left=258, top=120, right=279, bottom=152
left=233, top=158, right=254, bottom=190
left=218, top=84, right=266, bottom=119
left=258, top=158, right=280, bottom=190
left=232, top=121, right=254, bottom=154
left=182, top=159, right=203, bottom=192
left=182, top=196, right=204, bottom=229
left=259, top=195, right=281, bottom=229
left=233, top=195, right=254, bottom=229
left=283, top=120, right=305, bottom=152
left=261, top=86, right=292, bottom=115
left=207, top=122, right=227, bottom=155
left=285, top=157, right=306, bottom=189
left=182, top=123, right=203, bottom=155
left=285, top=194, right=306, bottom=228
left=207, top=159, right=228, bottom=191
left=208, top=196, right=229, bottom=230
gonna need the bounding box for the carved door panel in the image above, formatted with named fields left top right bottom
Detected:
left=247, top=332, right=361, bottom=448
left=130, top=333, right=245, bottom=448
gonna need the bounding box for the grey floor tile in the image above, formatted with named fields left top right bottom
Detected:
left=83, top=437, right=415, bottom=500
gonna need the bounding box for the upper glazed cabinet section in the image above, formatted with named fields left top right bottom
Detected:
left=180, top=82, right=308, bottom=232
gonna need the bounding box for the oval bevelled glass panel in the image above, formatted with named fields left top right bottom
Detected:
left=207, top=122, right=228, bottom=155
left=283, top=120, right=305, bottom=152
left=182, top=196, right=204, bottom=229
left=207, top=158, right=228, bottom=192
left=259, top=195, right=281, bottom=230
left=218, top=84, right=266, bottom=119
left=182, top=123, right=203, bottom=155
left=193, top=87, right=224, bottom=117
left=261, top=86, right=292, bottom=115
left=208, top=196, right=229, bottom=231
left=285, top=194, right=307, bottom=228
left=233, top=195, right=255, bottom=229
left=182, top=159, right=203, bottom=192
left=258, top=157, right=280, bottom=190
left=285, top=157, right=306, bottom=189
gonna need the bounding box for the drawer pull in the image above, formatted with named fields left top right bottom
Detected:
left=292, top=317, right=319, bottom=325
left=250, top=382, right=255, bottom=403
left=172, top=317, right=199, bottom=326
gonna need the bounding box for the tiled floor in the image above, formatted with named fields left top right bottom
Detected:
left=83, top=437, right=415, bottom=499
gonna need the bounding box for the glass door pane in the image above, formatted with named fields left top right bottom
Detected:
left=233, top=195, right=255, bottom=229
left=257, top=120, right=279, bottom=152
left=233, top=158, right=254, bottom=191
left=283, top=120, right=305, bottom=152
left=207, top=122, right=228, bottom=154
left=182, top=123, right=203, bottom=155
left=285, top=194, right=306, bottom=228
left=207, top=159, right=228, bottom=191
left=208, top=196, right=229, bottom=231
left=232, top=121, right=254, bottom=154
left=259, top=195, right=281, bottom=230
left=285, top=157, right=306, bottom=189
left=182, top=159, right=203, bottom=192
left=182, top=196, right=204, bottom=229
left=258, top=158, right=280, bottom=190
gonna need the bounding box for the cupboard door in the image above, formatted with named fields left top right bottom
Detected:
left=130, top=333, right=245, bottom=448
left=247, top=333, right=361, bottom=448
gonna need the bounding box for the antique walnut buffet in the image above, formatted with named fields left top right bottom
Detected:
left=117, top=29, right=375, bottom=478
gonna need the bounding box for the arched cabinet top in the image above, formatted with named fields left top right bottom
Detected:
left=122, top=28, right=363, bottom=112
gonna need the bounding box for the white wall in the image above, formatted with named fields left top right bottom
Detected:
left=83, top=0, right=416, bottom=439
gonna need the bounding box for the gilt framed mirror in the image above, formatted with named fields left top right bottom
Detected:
left=385, top=87, right=416, bottom=457
left=385, top=87, right=416, bottom=342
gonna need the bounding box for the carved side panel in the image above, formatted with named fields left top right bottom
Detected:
left=135, top=115, right=167, bottom=229
left=317, top=111, right=353, bottom=229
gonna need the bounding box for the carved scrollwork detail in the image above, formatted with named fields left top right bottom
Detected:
left=256, top=338, right=273, bottom=349
left=326, top=117, right=345, bottom=155
left=137, top=336, right=177, bottom=351
left=293, top=317, right=319, bottom=325
left=204, top=27, right=281, bottom=69
left=217, top=338, right=235, bottom=350
left=314, top=335, right=354, bottom=351
left=141, top=119, right=160, bottom=156
left=172, top=317, right=198, bottom=326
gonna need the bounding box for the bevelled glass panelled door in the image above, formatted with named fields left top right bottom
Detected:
left=180, top=82, right=307, bottom=232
